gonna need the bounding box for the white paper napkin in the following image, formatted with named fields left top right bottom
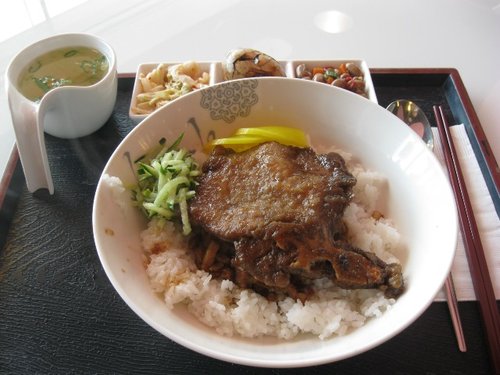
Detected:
left=431, top=125, right=500, bottom=301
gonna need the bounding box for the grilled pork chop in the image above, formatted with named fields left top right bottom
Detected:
left=189, top=142, right=404, bottom=300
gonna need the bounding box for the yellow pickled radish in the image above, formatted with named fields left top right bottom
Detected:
left=204, top=135, right=266, bottom=153
left=234, top=126, right=308, bottom=147
left=205, top=126, right=309, bottom=153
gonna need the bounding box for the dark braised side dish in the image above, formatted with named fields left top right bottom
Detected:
left=189, top=142, right=404, bottom=301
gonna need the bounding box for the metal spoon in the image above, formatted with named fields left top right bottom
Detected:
left=386, top=99, right=467, bottom=352
left=387, top=100, right=434, bottom=150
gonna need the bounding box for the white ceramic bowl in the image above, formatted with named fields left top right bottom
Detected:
left=6, top=33, right=118, bottom=194
left=93, top=77, right=457, bottom=368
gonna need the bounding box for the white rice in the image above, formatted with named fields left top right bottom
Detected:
left=134, top=151, right=405, bottom=340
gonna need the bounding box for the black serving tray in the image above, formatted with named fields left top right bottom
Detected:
left=0, top=71, right=497, bottom=374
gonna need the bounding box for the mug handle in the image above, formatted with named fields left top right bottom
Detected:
left=7, top=86, right=54, bottom=194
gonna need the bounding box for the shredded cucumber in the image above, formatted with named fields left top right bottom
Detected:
left=132, top=134, right=200, bottom=235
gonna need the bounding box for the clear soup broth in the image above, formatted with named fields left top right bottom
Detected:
left=18, top=46, right=109, bottom=102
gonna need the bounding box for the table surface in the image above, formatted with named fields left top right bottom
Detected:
left=1, top=0, right=499, bottom=372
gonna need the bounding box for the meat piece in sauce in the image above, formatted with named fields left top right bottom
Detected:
left=189, top=142, right=404, bottom=300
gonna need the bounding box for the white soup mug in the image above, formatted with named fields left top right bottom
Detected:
left=5, top=33, right=118, bottom=194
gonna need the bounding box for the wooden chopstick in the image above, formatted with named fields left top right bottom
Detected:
left=433, top=105, right=500, bottom=372
left=444, top=274, right=467, bottom=352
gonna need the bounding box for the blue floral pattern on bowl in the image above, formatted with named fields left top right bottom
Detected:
left=200, top=80, right=259, bottom=123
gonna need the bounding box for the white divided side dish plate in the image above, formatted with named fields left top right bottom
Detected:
left=128, top=59, right=377, bottom=124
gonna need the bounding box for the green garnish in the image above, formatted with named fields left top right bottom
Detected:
left=131, top=134, right=200, bottom=235
left=33, top=76, right=72, bottom=93
left=64, top=49, right=78, bottom=57
left=28, top=61, right=42, bottom=73
left=80, top=55, right=108, bottom=76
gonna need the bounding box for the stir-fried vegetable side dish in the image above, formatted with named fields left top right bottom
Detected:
left=132, top=61, right=210, bottom=114
left=131, top=134, right=200, bottom=235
